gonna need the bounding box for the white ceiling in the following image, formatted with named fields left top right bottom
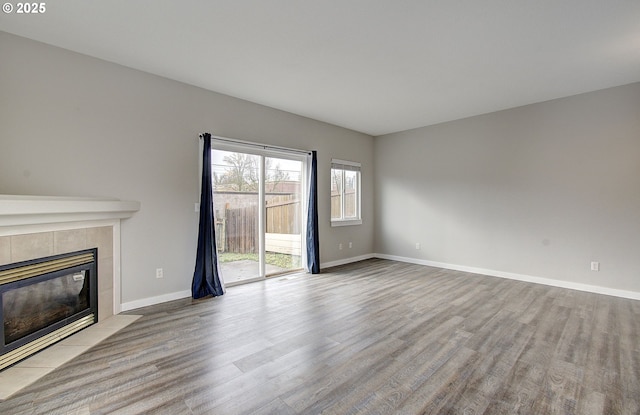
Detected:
left=1, top=1, right=639, bottom=136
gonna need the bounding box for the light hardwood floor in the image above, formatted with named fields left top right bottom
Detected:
left=1, top=259, right=639, bottom=414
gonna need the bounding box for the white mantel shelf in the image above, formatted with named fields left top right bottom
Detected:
left=0, top=195, right=140, bottom=227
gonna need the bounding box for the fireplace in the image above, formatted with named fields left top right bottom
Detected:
left=0, top=248, right=98, bottom=370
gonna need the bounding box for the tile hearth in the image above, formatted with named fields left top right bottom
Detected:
left=0, top=314, right=141, bottom=400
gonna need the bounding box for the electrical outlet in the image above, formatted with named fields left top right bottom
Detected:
left=590, top=261, right=599, bottom=271
left=338, top=243, right=343, bottom=250
left=415, top=243, right=421, bottom=250
left=156, top=268, right=164, bottom=278
left=348, top=242, right=352, bottom=248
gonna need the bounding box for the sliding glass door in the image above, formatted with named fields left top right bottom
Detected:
left=211, top=150, right=260, bottom=284
left=265, top=156, right=303, bottom=276
left=211, top=143, right=305, bottom=285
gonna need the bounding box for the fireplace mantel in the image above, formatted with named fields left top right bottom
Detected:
left=0, top=194, right=140, bottom=319
left=0, top=195, right=140, bottom=227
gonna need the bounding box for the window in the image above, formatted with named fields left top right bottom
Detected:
left=331, top=159, right=362, bottom=226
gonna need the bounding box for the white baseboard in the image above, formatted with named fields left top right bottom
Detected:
left=118, top=254, right=372, bottom=311
left=321, top=253, right=376, bottom=269
left=374, top=253, right=640, bottom=301
left=118, top=255, right=374, bottom=311
left=120, top=253, right=640, bottom=311
left=120, top=290, right=191, bottom=312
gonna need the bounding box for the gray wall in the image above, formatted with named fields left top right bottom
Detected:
left=375, top=82, right=640, bottom=293
left=0, top=32, right=374, bottom=304
left=3, top=30, right=638, bottom=303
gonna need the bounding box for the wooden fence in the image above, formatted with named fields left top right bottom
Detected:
left=215, top=197, right=301, bottom=254
left=331, top=189, right=357, bottom=218
left=216, top=205, right=258, bottom=254
left=266, top=197, right=301, bottom=234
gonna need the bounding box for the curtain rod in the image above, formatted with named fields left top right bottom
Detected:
left=199, top=133, right=312, bottom=156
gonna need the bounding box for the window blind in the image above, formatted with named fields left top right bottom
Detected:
left=331, top=159, right=361, bottom=172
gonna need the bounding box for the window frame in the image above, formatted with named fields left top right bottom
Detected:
left=330, top=158, right=362, bottom=227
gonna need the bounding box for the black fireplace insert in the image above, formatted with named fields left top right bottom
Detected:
left=0, top=248, right=98, bottom=370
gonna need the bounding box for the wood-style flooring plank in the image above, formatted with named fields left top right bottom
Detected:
left=0, top=258, right=638, bottom=414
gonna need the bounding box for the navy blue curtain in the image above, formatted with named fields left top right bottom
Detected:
left=306, top=150, right=320, bottom=274
left=192, top=133, right=226, bottom=299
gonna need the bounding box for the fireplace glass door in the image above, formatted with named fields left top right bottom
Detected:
left=3, top=269, right=90, bottom=344
left=0, top=248, right=98, bottom=370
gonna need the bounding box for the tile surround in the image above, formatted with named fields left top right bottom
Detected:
left=53, top=228, right=88, bottom=254
left=0, top=237, right=9, bottom=265
left=87, top=226, right=113, bottom=258
left=0, top=226, right=115, bottom=320
left=9, top=232, right=54, bottom=263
